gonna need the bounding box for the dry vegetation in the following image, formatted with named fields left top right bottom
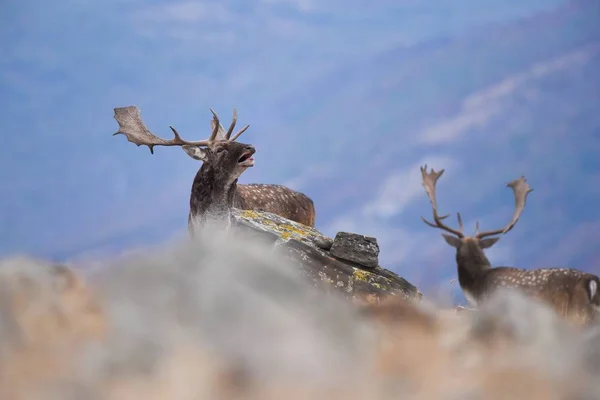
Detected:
left=1, top=229, right=600, bottom=400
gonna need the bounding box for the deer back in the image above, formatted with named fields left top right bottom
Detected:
left=235, top=184, right=316, bottom=227
left=481, top=267, right=600, bottom=327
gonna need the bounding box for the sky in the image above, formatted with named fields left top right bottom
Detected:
left=1, top=0, right=599, bottom=301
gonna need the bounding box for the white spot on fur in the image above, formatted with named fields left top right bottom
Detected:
left=589, top=280, right=597, bottom=301
left=463, top=290, right=478, bottom=307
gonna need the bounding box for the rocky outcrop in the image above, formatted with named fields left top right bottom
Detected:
left=231, top=209, right=421, bottom=302
left=329, top=232, right=380, bottom=268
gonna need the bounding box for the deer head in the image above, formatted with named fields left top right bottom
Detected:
left=113, top=106, right=256, bottom=231
left=113, top=106, right=255, bottom=175
left=419, top=164, right=533, bottom=267
left=178, top=108, right=256, bottom=186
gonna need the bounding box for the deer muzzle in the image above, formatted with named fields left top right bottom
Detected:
left=238, top=146, right=255, bottom=167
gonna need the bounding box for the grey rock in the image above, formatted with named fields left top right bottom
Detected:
left=329, top=232, right=380, bottom=268
left=230, top=209, right=421, bottom=302
left=314, top=236, right=334, bottom=251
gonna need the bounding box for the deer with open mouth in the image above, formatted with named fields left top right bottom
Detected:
left=113, top=106, right=316, bottom=235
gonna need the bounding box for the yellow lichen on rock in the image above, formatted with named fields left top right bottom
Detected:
left=351, top=268, right=388, bottom=291
left=352, top=269, right=370, bottom=282
left=237, top=209, right=325, bottom=243
left=239, top=210, right=261, bottom=219
left=232, top=208, right=420, bottom=301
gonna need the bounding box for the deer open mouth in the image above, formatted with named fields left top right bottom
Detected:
left=238, top=150, right=255, bottom=167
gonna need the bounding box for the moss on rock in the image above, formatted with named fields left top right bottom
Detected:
left=231, top=208, right=421, bottom=302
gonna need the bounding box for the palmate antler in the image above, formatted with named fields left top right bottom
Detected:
left=112, top=106, right=250, bottom=154
left=419, top=164, right=534, bottom=238
left=475, top=176, right=534, bottom=238
left=419, top=165, right=465, bottom=238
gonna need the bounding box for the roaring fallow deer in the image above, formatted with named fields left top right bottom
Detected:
left=419, top=164, right=600, bottom=325
left=112, top=106, right=316, bottom=234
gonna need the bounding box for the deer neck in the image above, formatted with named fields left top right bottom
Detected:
left=455, top=242, right=492, bottom=301
left=189, top=164, right=240, bottom=225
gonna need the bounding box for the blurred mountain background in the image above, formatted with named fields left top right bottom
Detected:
left=1, top=0, right=598, bottom=302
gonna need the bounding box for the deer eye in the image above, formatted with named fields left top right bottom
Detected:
left=215, top=147, right=225, bottom=154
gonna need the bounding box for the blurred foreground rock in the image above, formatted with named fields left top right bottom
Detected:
left=3, top=238, right=600, bottom=399
left=231, top=209, right=421, bottom=302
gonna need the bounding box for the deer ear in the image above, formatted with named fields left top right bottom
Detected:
left=441, top=234, right=461, bottom=248
left=479, top=237, right=501, bottom=249
left=182, top=145, right=209, bottom=161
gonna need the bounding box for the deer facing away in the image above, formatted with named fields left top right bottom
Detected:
left=419, top=165, right=600, bottom=326
left=113, top=106, right=316, bottom=234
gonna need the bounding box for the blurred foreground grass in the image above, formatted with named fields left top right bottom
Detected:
left=1, top=229, right=600, bottom=399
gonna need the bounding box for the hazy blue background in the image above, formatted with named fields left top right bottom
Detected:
left=1, top=0, right=599, bottom=301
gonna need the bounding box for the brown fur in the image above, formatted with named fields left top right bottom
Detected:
left=236, top=183, right=315, bottom=227
left=419, top=165, right=600, bottom=327
left=447, top=237, right=600, bottom=326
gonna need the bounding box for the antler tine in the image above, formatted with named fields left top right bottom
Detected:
left=420, top=213, right=451, bottom=227
left=169, top=125, right=182, bottom=140
left=224, top=109, right=237, bottom=140
left=208, top=108, right=250, bottom=142
left=113, top=106, right=212, bottom=154
left=419, top=165, right=464, bottom=238
left=230, top=124, right=250, bottom=142
left=208, top=108, right=222, bottom=142
left=457, top=212, right=464, bottom=232
left=476, top=176, right=534, bottom=239
left=209, top=110, right=227, bottom=140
